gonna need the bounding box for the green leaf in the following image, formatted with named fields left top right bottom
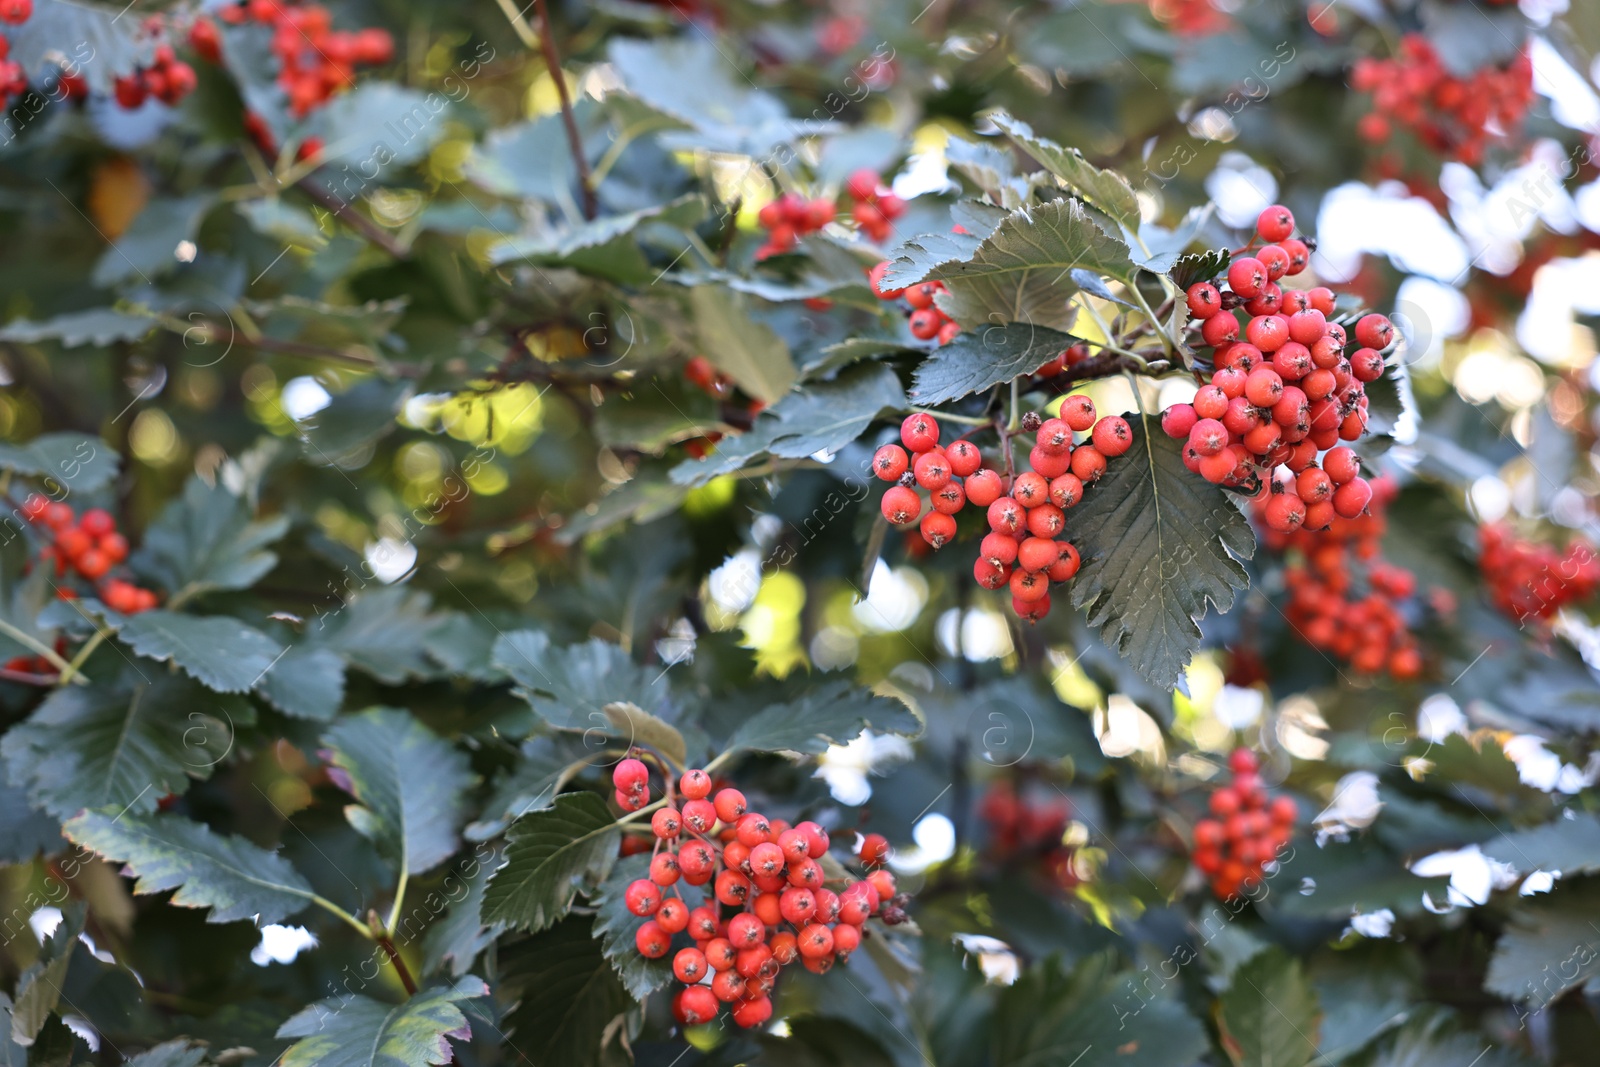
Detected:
left=421, top=852, right=506, bottom=978
left=1, top=672, right=230, bottom=820
left=0, top=309, right=156, bottom=347
left=275, top=975, right=488, bottom=1067
left=298, top=378, right=413, bottom=464
left=1216, top=948, right=1322, bottom=1067
left=91, top=195, right=216, bottom=289
left=725, top=680, right=920, bottom=754
left=602, top=702, right=687, bottom=769
left=322, top=587, right=450, bottom=685
left=1482, top=815, right=1600, bottom=875
left=993, top=953, right=1208, bottom=1067
left=0, top=782, right=61, bottom=864
left=690, top=285, right=797, bottom=405
left=887, top=199, right=1134, bottom=332
left=490, top=630, right=669, bottom=730
left=119, top=611, right=283, bottom=694
left=62, top=808, right=316, bottom=925
left=909, top=322, right=1076, bottom=406
left=499, top=917, right=631, bottom=1067
left=122, top=1041, right=208, bottom=1067
left=1170, top=248, right=1230, bottom=290
left=1485, top=879, right=1600, bottom=1003
left=0, top=433, right=119, bottom=493
left=672, top=362, right=906, bottom=485
left=135, top=476, right=290, bottom=597
left=10, top=902, right=83, bottom=1047
left=488, top=196, right=706, bottom=284
left=468, top=735, right=593, bottom=840
left=482, top=792, right=620, bottom=932
left=1068, top=420, right=1255, bottom=690
left=304, top=84, right=449, bottom=168
left=256, top=646, right=346, bottom=721
left=8, top=0, right=151, bottom=93
left=591, top=853, right=677, bottom=999
left=464, top=110, right=587, bottom=202
left=322, top=708, right=474, bottom=876
left=988, top=112, right=1141, bottom=229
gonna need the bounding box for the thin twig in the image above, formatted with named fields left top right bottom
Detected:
left=532, top=0, right=596, bottom=219
left=295, top=179, right=409, bottom=257
left=378, top=933, right=419, bottom=995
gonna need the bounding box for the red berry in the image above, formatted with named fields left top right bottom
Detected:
left=965, top=469, right=1004, bottom=507
left=901, top=413, right=940, bottom=453
left=732, top=995, right=772, bottom=1029
left=625, top=879, right=662, bottom=916
left=920, top=511, right=957, bottom=548
left=872, top=444, right=909, bottom=481
left=1323, top=446, right=1360, bottom=484
left=1048, top=473, right=1083, bottom=509
left=635, top=920, right=669, bottom=958
left=1256, top=204, right=1295, bottom=242
left=1069, top=446, right=1106, bottom=483
left=1060, top=394, right=1097, bottom=432
left=649, top=852, right=681, bottom=886
left=946, top=439, right=982, bottom=476
left=1047, top=542, right=1081, bottom=582
left=1227, top=257, right=1267, bottom=298
left=674, top=985, right=718, bottom=1025
left=1186, top=282, right=1221, bottom=319
left=1333, top=477, right=1373, bottom=518
left=1354, top=313, right=1394, bottom=350
left=1091, top=416, right=1132, bottom=457
left=1162, top=403, right=1198, bottom=439
left=913, top=449, right=952, bottom=490
left=858, top=833, right=889, bottom=866
left=713, top=789, right=747, bottom=824
left=869, top=261, right=904, bottom=300
left=881, top=486, right=922, bottom=525
left=909, top=308, right=944, bottom=340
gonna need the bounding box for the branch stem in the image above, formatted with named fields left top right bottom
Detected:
left=532, top=0, right=596, bottom=219
left=0, top=617, right=82, bottom=682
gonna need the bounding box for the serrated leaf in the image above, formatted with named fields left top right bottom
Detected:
left=119, top=611, right=283, bottom=694
left=1482, top=815, right=1600, bottom=874
left=304, top=83, right=449, bottom=169
left=1485, top=879, right=1600, bottom=1003
left=321, top=587, right=449, bottom=684
left=989, top=112, right=1141, bottom=229
left=1368, top=1017, right=1538, bottom=1067
left=135, top=476, right=290, bottom=597
left=1069, top=419, right=1254, bottom=690
left=1170, top=249, right=1230, bottom=290
left=421, top=852, right=506, bottom=978
left=672, top=362, right=905, bottom=485
left=909, top=322, right=1076, bottom=406
left=602, top=702, right=686, bottom=769
left=951, top=198, right=1010, bottom=239
left=8, top=0, right=151, bottom=93
left=725, top=680, right=920, bottom=754
left=690, top=285, right=797, bottom=405
left=591, top=853, right=678, bottom=999
left=1216, top=948, right=1321, bottom=1067
left=993, top=953, right=1207, bottom=1067
left=489, top=196, right=706, bottom=284
left=322, top=709, right=474, bottom=876
left=10, top=902, right=83, bottom=1046
left=499, top=916, right=631, bottom=1066
left=238, top=198, right=327, bottom=249
left=483, top=792, right=620, bottom=932
left=275, top=975, right=488, bottom=1067
left=463, top=105, right=597, bottom=203
left=121, top=1041, right=207, bottom=1067
left=91, top=195, right=216, bottom=289
left=0, top=309, right=156, bottom=347
left=886, top=199, right=1134, bottom=332
left=0, top=782, right=62, bottom=864
left=0, top=433, right=119, bottom=493
left=256, top=646, right=346, bottom=721
left=1, top=672, right=230, bottom=820
left=468, top=735, right=594, bottom=841
left=490, top=630, right=669, bottom=730
left=62, top=808, right=316, bottom=925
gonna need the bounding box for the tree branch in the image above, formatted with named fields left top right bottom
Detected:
left=532, top=0, right=597, bottom=220
left=295, top=179, right=409, bottom=257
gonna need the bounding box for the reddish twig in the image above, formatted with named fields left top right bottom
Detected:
left=533, top=0, right=596, bottom=219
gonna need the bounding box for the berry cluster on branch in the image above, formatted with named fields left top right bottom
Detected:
left=614, top=759, right=907, bottom=1030
left=978, top=779, right=1081, bottom=890
left=1352, top=35, right=1533, bottom=165
left=1479, top=523, right=1600, bottom=623
left=19, top=495, right=159, bottom=615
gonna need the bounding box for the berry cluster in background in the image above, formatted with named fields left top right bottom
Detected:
left=614, top=759, right=907, bottom=1030
left=868, top=270, right=961, bottom=344
left=754, top=167, right=904, bottom=259
left=977, top=779, right=1081, bottom=891
left=1268, top=476, right=1426, bottom=679
left=1191, top=749, right=1297, bottom=900
left=1479, top=523, right=1600, bottom=624
left=875, top=407, right=1133, bottom=621
left=1351, top=35, right=1534, bottom=165
left=18, top=495, right=159, bottom=616
left=1164, top=205, right=1389, bottom=533
left=111, top=41, right=198, bottom=111
left=212, top=0, right=394, bottom=117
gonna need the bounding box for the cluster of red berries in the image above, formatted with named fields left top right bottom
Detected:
left=1146, top=0, right=1229, bottom=37
left=867, top=269, right=962, bottom=344
left=19, top=496, right=159, bottom=615
left=755, top=194, right=835, bottom=260
left=1034, top=342, right=1092, bottom=379
left=212, top=0, right=394, bottom=117
left=613, top=758, right=906, bottom=1030
left=845, top=168, right=905, bottom=243
left=1351, top=36, right=1534, bottom=166
left=1479, top=524, right=1600, bottom=624
left=1163, top=205, right=1389, bottom=533
left=0, top=37, right=25, bottom=107
left=1267, top=476, right=1424, bottom=678
left=977, top=780, right=1080, bottom=890
left=2, top=636, right=65, bottom=678
left=111, top=44, right=199, bottom=110
left=1191, top=748, right=1296, bottom=900
left=874, top=406, right=1132, bottom=620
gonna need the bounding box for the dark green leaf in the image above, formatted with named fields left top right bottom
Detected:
left=10, top=902, right=83, bottom=1046
left=499, top=916, right=631, bottom=1067
left=0, top=433, right=119, bottom=494
left=483, top=792, right=620, bottom=932
left=1216, top=948, right=1321, bottom=1067
left=909, top=321, right=1075, bottom=407
left=468, top=735, right=593, bottom=841
left=1068, top=420, right=1255, bottom=690
left=1482, top=815, right=1600, bottom=875
left=421, top=852, right=506, bottom=978
left=490, top=630, right=669, bottom=730
left=322, top=587, right=449, bottom=684
left=489, top=196, right=706, bottom=284
left=62, top=808, right=316, bottom=925
left=322, top=708, right=474, bottom=875
left=989, top=112, right=1141, bottom=229
left=135, top=476, right=290, bottom=597
left=299, top=378, right=414, bottom=464
left=725, top=680, right=920, bottom=754
left=1369, top=1016, right=1539, bottom=1067
left=690, top=285, right=797, bottom=405
left=0, top=309, right=156, bottom=347
left=672, top=362, right=905, bottom=484
left=591, top=853, right=677, bottom=999
left=0, top=782, right=62, bottom=864
left=8, top=0, right=151, bottom=93
left=1170, top=249, right=1230, bottom=290
left=1485, top=879, right=1600, bottom=1003
left=256, top=646, right=346, bottom=721
left=122, top=1041, right=208, bottom=1067
left=304, top=84, right=450, bottom=168
left=275, top=975, right=488, bottom=1067
left=119, top=611, right=283, bottom=693
left=1, top=672, right=231, bottom=820
left=91, top=195, right=215, bottom=289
